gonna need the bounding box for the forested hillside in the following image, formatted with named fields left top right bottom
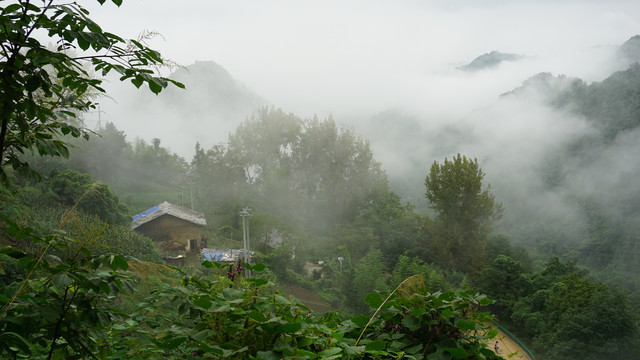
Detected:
left=358, top=36, right=640, bottom=299
left=499, top=62, right=640, bottom=293
left=6, top=100, right=640, bottom=358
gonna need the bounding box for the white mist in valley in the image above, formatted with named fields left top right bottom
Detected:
left=83, top=0, right=640, bottom=253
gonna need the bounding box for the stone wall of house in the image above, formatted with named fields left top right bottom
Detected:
left=135, top=214, right=202, bottom=253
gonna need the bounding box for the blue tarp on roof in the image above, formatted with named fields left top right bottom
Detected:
left=132, top=206, right=159, bottom=221
left=203, top=252, right=225, bottom=262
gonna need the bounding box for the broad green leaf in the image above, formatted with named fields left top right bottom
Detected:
left=222, top=288, right=244, bottom=299
left=148, top=78, right=162, bottom=94
left=454, top=319, right=476, bottom=330
left=298, top=338, right=313, bottom=347
left=160, top=336, right=187, bottom=349
left=109, top=254, right=128, bottom=271
left=479, top=348, right=495, bottom=358
left=365, top=340, right=387, bottom=351
left=275, top=322, right=302, bottom=333
left=441, top=309, right=454, bottom=317
left=365, top=293, right=383, bottom=308
left=317, top=347, right=342, bottom=356
left=274, top=294, right=290, bottom=304
left=2, top=4, right=22, bottom=13
left=214, top=304, right=230, bottom=312
left=296, top=349, right=318, bottom=359
left=52, top=274, right=72, bottom=289
left=202, top=260, right=224, bottom=268
left=343, top=345, right=366, bottom=355
left=199, top=344, right=225, bottom=355
left=350, top=314, right=370, bottom=327
left=77, top=35, right=90, bottom=50
left=192, top=329, right=210, bottom=341
left=426, top=350, right=451, bottom=360
left=479, top=298, right=494, bottom=306
left=248, top=278, right=268, bottom=286
left=247, top=310, right=268, bottom=322
left=443, top=347, right=469, bottom=359
left=131, top=76, right=143, bottom=88
left=402, top=316, right=420, bottom=331
left=274, top=341, right=296, bottom=356
left=486, top=327, right=499, bottom=339
left=0, top=246, right=27, bottom=259
left=193, top=296, right=213, bottom=309
left=25, top=75, right=41, bottom=92
left=256, top=351, right=281, bottom=360
left=0, top=332, right=31, bottom=354
left=405, top=344, right=423, bottom=354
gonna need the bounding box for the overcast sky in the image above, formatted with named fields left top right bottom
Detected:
left=81, top=0, right=640, bottom=153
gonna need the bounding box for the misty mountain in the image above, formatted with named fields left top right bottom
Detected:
left=458, top=50, right=525, bottom=71
left=618, top=34, right=640, bottom=66
left=355, top=36, right=640, bottom=293
left=504, top=63, right=640, bottom=140
left=104, top=61, right=268, bottom=156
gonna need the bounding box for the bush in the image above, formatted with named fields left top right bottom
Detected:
left=0, top=254, right=25, bottom=286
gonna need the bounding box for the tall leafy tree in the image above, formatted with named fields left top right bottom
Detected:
left=220, top=107, right=388, bottom=234
left=0, top=0, right=183, bottom=181
left=424, top=154, right=503, bottom=272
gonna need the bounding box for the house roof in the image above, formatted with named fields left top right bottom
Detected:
left=131, top=201, right=207, bottom=229
left=201, top=248, right=247, bottom=263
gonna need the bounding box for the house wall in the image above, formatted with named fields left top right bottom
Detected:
left=135, top=214, right=203, bottom=253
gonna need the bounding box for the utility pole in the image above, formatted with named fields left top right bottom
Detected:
left=89, top=105, right=105, bottom=129
left=189, top=182, right=194, bottom=210
left=239, top=207, right=253, bottom=277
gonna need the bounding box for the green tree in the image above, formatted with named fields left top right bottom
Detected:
left=485, top=234, right=532, bottom=272
left=221, top=107, right=388, bottom=235
left=0, top=0, right=183, bottom=181
left=45, top=168, right=129, bottom=224
left=69, top=121, right=129, bottom=181
left=296, top=116, right=387, bottom=230
left=351, top=248, right=387, bottom=313
left=509, top=257, right=640, bottom=360
left=352, top=191, right=424, bottom=265
left=476, top=254, right=528, bottom=317
left=389, top=254, right=449, bottom=292
left=424, top=154, right=503, bottom=272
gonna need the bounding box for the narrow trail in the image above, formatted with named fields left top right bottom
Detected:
left=282, top=283, right=333, bottom=313
left=492, top=330, right=534, bottom=360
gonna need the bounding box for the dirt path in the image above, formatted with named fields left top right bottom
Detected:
left=282, top=283, right=333, bottom=313
left=492, top=330, right=534, bottom=360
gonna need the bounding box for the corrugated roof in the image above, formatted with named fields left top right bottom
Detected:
left=131, top=201, right=207, bottom=229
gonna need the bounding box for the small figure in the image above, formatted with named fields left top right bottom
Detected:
left=494, top=341, right=500, bottom=352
